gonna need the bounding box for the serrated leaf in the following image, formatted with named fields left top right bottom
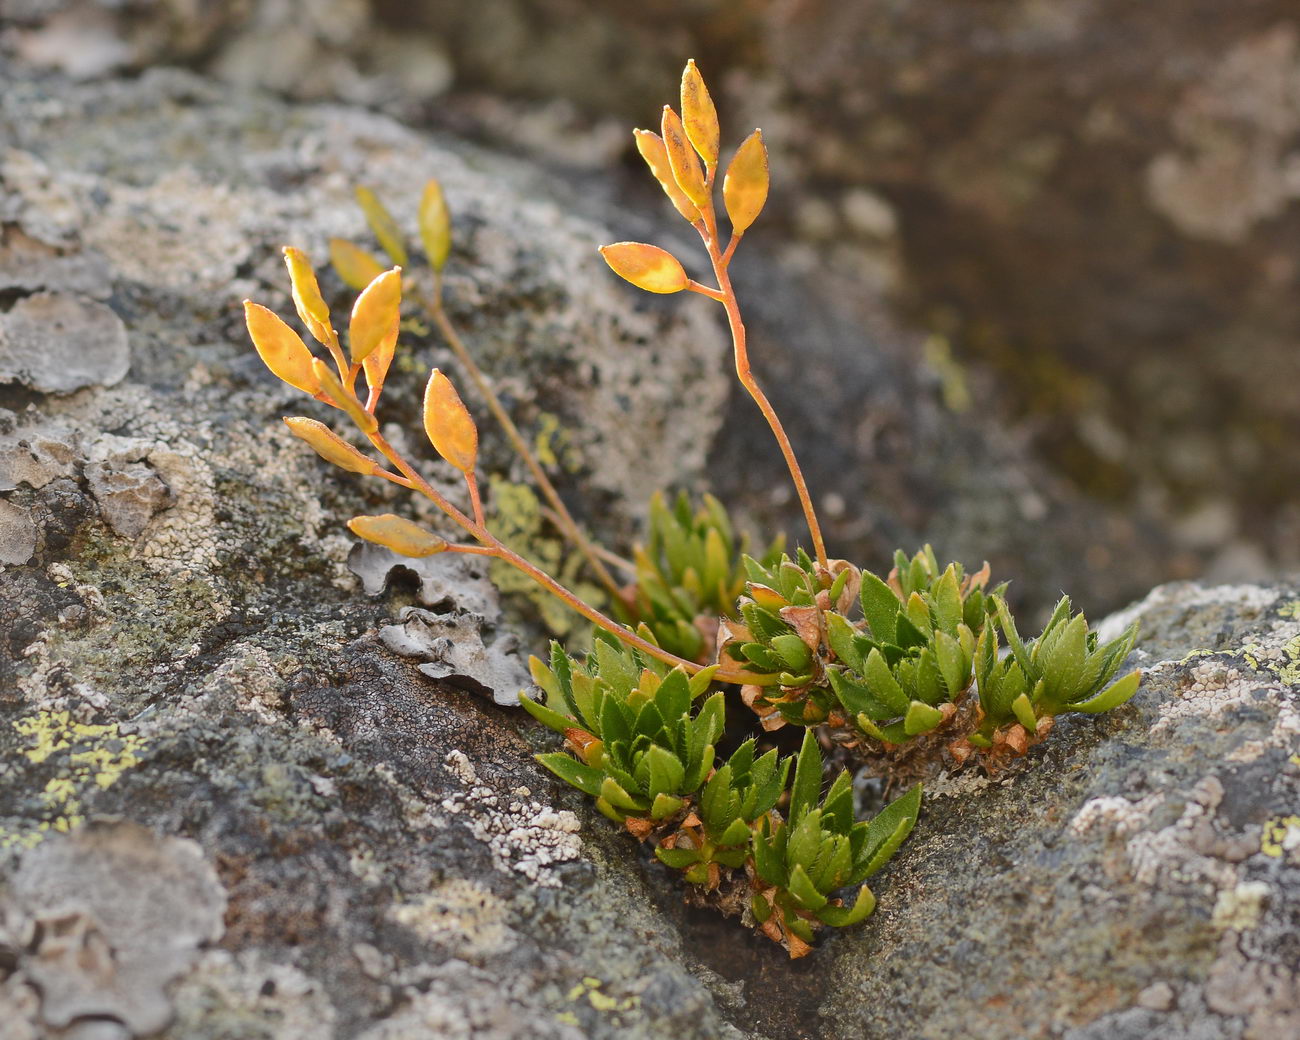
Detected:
left=934, top=629, right=970, bottom=699
left=788, top=729, right=823, bottom=827
left=862, top=648, right=909, bottom=716
left=717, top=817, right=752, bottom=846
left=653, top=667, right=692, bottom=724
left=903, top=699, right=945, bottom=736
left=770, top=633, right=813, bottom=672
left=995, top=596, right=1032, bottom=676
left=815, top=884, right=876, bottom=928
left=519, top=693, right=573, bottom=734
left=825, top=612, right=865, bottom=671
left=1071, top=670, right=1141, bottom=713
left=859, top=784, right=922, bottom=878
left=651, top=792, right=684, bottom=820
left=656, top=846, right=702, bottom=869
left=787, top=863, right=829, bottom=911
left=636, top=745, right=685, bottom=799
left=601, top=776, right=646, bottom=812
left=931, top=566, right=963, bottom=635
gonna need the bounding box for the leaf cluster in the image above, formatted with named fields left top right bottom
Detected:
left=621, top=491, right=783, bottom=664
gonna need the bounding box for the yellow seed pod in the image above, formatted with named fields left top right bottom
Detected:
left=362, top=335, right=395, bottom=403
left=723, top=129, right=769, bottom=236
left=661, top=106, right=710, bottom=210
left=419, top=179, right=452, bottom=272
left=283, top=417, right=379, bottom=474
left=349, top=267, right=401, bottom=365
left=282, top=247, right=333, bottom=346
left=633, top=130, right=699, bottom=223
left=347, top=514, right=449, bottom=557
left=423, top=368, right=478, bottom=475
left=598, top=242, right=689, bottom=294
left=355, top=186, right=408, bottom=268
left=243, top=301, right=320, bottom=396
left=329, top=238, right=386, bottom=292
left=680, top=60, right=719, bottom=169
left=311, top=358, right=378, bottom=434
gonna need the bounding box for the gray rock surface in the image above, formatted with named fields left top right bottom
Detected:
left=1, top=60, right=1299, bottom=1040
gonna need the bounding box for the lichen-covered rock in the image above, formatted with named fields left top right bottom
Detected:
left=2, top=55, right=1299, bottom=1040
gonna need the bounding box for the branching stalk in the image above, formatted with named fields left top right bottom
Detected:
left=421, top=277, right=626, bottom=605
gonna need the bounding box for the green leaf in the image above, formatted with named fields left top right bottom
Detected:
left=995, top=596, right=1032, bottom=676
left=863, top=648, right=909, bottom=716
left=859, top=783, right=922, bottom=878
left=717, top=817, right=752, bottom=846
left=636, top=745, right=685, bottom=799
left=828, top=667, right=890, bottom=720
left=822, top=771, right=854, bottom=833
left=601, top=775, right=646, bottom=812
left=656, top=846, right=702, bottom=869
left=786, top=809, right=824, bottom=870
left=787, top=863, right=829, bottom=911
left=788, top=729, right=823, bottom=827
left=653, top=667, right=692, bottom=724
left=934, top=629, right=970, bottom=699
left=826, top=612, right=865, bottom=671
left=599, top=693, right=633, bottom=747
left=904, top=700, right=945, bottom=736
left=700, top=764, right=735, bottom=831
left=751, top=819, right=787, bottom=886
left=859, top=572, right=900, bottom=644
left=815, top=884, right=875, bottom=927
left=536, top=752, right=603, bottom=797
left=771, top=633, right=814, bottom=673
left=1011, top=692, right=1039, bottom=732
left=1071, top=670, right=1141, bottom=713
left=519, top=693, right=574, bottom=734
left=931, top=566, right=963, bottom=636
left=687, top=665, right=719, bottom=699
left=651, top=792, right=684, bottom=820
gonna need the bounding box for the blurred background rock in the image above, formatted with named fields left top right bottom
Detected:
left=6, top=0, right=1300, bottom=620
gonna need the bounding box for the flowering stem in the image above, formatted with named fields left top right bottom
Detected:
left=419, top=279, right=626, bottom=606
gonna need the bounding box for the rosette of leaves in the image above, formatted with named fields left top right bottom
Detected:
left=823, top=555, right=1002, bottom=745
left=962, top=595, right=1141, bottom=760
left=751, top=730, right=923, bottom=958
left=624, top=491, right=784, bottom=664
left=521, top=638, right=723, bottom=834
left=717, top=549, right=859, bottom=729
left=654, top=736, right=791, bottom=889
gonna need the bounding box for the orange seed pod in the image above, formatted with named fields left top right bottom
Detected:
left=419, top=179, right=452, bottom=272
left=723, top=129, right=769, bottom=236
left=680, top=60, right=720, bottom=169
left=311, top=358, right=378, bottom=433
left=633, top=130, right=700, bottom=223
left=423, top=368, right=478, bottom=475
left=244, top=301, right=320, bottom=396
left=661, top=106, right=710, bottom=210
left=355, top=186, right=408, bottom=268
left=347, top=514, right=449, bottom=557
left=329, top=238, right=386, bottom=292
left=349, top=267, right=401, bottom=365
left=282, top=247, right=333, bottom=346
left=283, top=417, right=379, bottom=474
left=599, top=242, right=689, bottom=294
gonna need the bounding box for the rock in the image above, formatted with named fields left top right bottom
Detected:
left=0, top=499, right=37, bottom=565
left=2, top=820, right=227, bottom=1035
left=1, top=44, right=1298, bottom=1040
left=0, top=292, right=130, bottom=393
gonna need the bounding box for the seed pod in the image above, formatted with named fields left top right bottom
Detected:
left=599, top=242, right=689, bottom=294
left=244, top=301, right=320, bottom=396
left=633, top=130, right=700, bottom=223
left=419, top=179, right=452, bottom=272
left=282, top=247, right=333, bottom=346
left=661, top=106, right=710, bottom=210
left=347, top=514, right=448, bottom=557
left=362, top=334, right=395, bottom=403
left=423, top=368, right=478, bottom=475
left=355, top=186, right=408, bottom=268
left=311, top=358, right=378, bottom=433
left=330, top=238, right=386, bottom=291
left=283, top=417, right=379, bottom=474
left=680, top=60, right=719, bottom=169
left=723, top=129, right=769, bottom=236
left=349, top=267, right=401, bottom=365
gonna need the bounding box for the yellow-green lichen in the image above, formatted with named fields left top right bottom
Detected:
left=1260, top=814, right=1300, bottom=858
left=1276, top=600, right=1300, bottom=620
left=487, top=475, right=602, bottom=641
left=4, top=710, right=148, bottom=848
left=532, top=411, right=582, bottom=473
left=564, top=976, right=639, bottom=1014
